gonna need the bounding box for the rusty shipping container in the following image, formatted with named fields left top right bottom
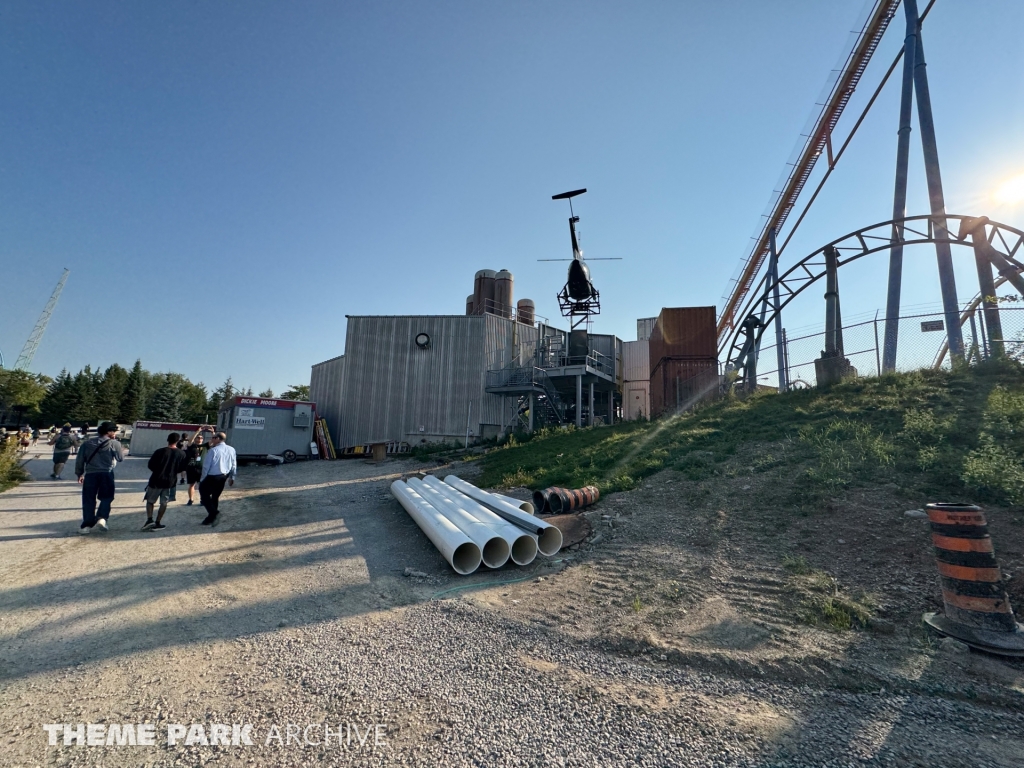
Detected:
left=650, top=358, right=719, bottom=418
left=648, top=307, right=717, bottom=370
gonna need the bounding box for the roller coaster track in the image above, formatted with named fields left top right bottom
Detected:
left=717, top=0, right=901, bottom=344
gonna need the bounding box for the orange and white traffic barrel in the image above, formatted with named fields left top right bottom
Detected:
left=923, top=503, right=1024, bottom=656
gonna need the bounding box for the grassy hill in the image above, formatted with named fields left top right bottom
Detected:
left=477, top=360, right=1024, bottom=511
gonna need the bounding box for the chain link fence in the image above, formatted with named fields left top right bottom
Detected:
left=751, top=307, right=1024, bottom=389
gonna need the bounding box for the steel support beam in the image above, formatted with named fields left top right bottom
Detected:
left=882, top=0, right=919, bottom=372
left=575, top=375, right=582, bottom=428
left=588, top=382, right=595, bottom=427
left=969, top=229, right=1004, bottom=358
left=913, top=24, right=964, bottom=362
left=769, top=228, right=788, bottom=391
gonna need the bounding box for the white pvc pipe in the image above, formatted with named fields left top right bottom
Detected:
left=422, top=476, right=538, bottom=566
left=408, top=477, right=511, bottom=569
left=443, top=475, right=563, bottom=556
left=390, top=480, right=481, bottom=575
left=492, top=492, right=535, bottom=514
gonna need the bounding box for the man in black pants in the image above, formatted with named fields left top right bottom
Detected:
left=198, top=431, right=237, bottom=526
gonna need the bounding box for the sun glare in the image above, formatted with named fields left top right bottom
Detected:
left=994, top=174, right=1024, bottom=205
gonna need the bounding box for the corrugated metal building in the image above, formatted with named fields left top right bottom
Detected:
left=622, top=340, right=650, bottom=420
left=648, top=307, right=720, bottom=417
left=311, top=314, right=539, bottom=449
left=310, top=354, right=345, bottom=446
left=636, top=317, right=657, bottom=342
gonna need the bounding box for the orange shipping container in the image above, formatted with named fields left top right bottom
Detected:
left=650, top=358, right=719, bottom=417
left=648, top=307, right=718, bottom=371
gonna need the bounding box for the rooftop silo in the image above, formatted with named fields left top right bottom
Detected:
left=474, top=269, right=496, bottom=315
left=517, top=298, right=535, bottom=326
left=466, top=294, right=475, bottom=315
left=494, top=269, right=514, bottom=318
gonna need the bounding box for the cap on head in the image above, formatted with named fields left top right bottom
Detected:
left=98, top=421, right=117, bottom=436
left=63, top=422, right=72, bottom=427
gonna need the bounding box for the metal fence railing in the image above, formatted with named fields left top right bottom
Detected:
left=752, top=307, right=1024, bottom=389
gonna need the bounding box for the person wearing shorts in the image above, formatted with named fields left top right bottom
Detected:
left=142, top=432, right=187, bottom=531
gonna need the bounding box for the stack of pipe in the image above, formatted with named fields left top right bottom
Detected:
left=390, top=476, right=563, bottom=575
left=532, top=486, right=600, bottom=514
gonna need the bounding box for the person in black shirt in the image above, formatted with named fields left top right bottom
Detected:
left=142, top=432, right=187, bottom=531
left=183, top=429, right=209, bottom=506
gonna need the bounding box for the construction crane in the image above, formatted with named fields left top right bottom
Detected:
left=14, top=268, right=69, bottom=371
left=717, top=0, right=901, bottom=347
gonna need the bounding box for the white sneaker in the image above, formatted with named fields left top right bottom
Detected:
left=78, top=526, right=90, bottom=535
left=96, top=519, right=108, bottom=532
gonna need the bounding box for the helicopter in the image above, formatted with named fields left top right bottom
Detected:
left=544, top=188, right=620, bottom=331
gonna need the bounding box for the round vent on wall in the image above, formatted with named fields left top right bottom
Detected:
left=415, top=332, right=431, bottom=349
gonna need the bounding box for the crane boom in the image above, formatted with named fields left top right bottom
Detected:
left=15, top=268, right=69, bottom=371
left=717, top=0, right=900, bottom=346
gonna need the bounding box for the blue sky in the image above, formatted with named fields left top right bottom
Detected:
left=2, top=0, right=1023, bottom=394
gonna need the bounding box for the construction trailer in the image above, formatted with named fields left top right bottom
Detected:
left=216, top=396, right=316, bottom=463
left=129, top=420, right=205, bottom=457
left=648, top=307, right=720, bottom=417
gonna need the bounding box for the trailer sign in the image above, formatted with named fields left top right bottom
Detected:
left=234, top=408, right=266, bottom=430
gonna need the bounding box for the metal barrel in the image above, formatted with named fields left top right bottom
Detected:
left=533, top=487, right=555, bottom=513
left=926, top=503, right=1017, bottom=633
left=552, top=488, right=573, bottom=514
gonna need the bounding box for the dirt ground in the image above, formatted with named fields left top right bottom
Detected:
left=2, top=444, right=1024, bottom=767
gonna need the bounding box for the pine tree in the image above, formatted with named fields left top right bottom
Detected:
left=258, top=388, right=274, bottom=398
left=34, top=371, right=70, bottom=426
left=207, top=377, right=234, bottom=421
left=146, top=376, right=183, bottom=422
left=281, top=384, right=311, bottom=400
left=97, top=364, right=129, bottom=422
left=68, top=367, right=97, bottom=424
left=120, top=359, right=146, bottom=424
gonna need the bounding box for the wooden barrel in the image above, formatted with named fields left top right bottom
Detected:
left=927, top=503, right=1017, bottom=633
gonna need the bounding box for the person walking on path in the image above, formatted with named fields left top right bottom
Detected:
left=199, top=431, right=236, bottom=526
left=49, top=425, right=76, bottom=479
left=75, top=421, right=125, bottom=534
left=142, top=432, right=187, bottom=531
left=183, top=429, right=208, bottom=505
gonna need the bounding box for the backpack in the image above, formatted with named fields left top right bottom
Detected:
left=55, top=434, right=74, bottom=451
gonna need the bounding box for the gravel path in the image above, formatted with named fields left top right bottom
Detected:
left=1, top=448, right=1023, bottom=767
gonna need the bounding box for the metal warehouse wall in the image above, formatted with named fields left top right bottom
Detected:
left=310, top=354, right=345, bottom=446
left=338, top=314, right=535, bottom=449
left=622, top=340, right=651, bottom=421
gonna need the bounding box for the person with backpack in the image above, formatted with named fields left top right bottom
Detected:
left=141, top=432, right=188, bottom=531
left=74, top=421, right=126, bottom=534
left=49, top=425, right=76, bottom=479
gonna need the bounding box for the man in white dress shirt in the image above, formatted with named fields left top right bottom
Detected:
left=198, top=431, right=237, bottom=526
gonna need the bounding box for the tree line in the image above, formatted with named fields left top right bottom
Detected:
left=0, top=363, right=310, bottom=428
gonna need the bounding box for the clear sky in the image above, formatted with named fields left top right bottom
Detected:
left=2, top=0, right=1023, bottom=394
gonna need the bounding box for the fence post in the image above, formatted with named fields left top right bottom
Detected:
left=874, top=310, right=882, bottom=376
